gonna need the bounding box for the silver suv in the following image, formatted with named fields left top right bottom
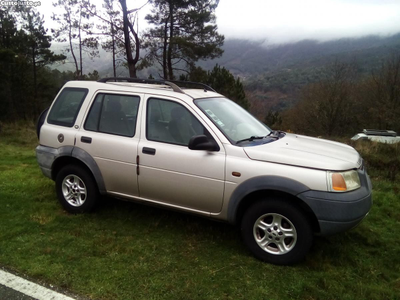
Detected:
left=36, top=78, right=372, bottom=265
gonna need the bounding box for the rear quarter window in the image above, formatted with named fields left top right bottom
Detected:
left=47, top=88, right=88, bottom=127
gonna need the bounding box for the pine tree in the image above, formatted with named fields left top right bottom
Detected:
left=182, top=64, right=250, bottom=109
left=142, top=0, right=224, bottom=80
left=19, top=7, right=65, bottom=109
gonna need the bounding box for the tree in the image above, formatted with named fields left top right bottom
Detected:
left=361, top=54, right=400, bottom=132
left=99, top=0, right=123, bottom=77
left=0, top=7, right=19, bottom=120
left=181, top=64, right=250, bottom=109
left=0, top=6, right=67, bottom=121
left=119, top=0, right=140, bottom=78
left=84, top=0, right=143, bottom=78
left=264, top=110, right=282, bottom=129
left=18, top=7, right=65, bottom=111
left=52, top=0, right=99, bottom=78
left=281, top=61, right=358, bottom=136
left=142, top=0, right=224, bottom=80
left=84, top=0, right=124, bottom=77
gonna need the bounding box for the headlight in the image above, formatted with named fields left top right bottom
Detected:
left=327, top=170, right=361, bottom=192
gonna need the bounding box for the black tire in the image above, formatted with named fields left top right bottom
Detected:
left=55, top=165, right=99, bottom=213
left=241, top=199, right=313, bottom=265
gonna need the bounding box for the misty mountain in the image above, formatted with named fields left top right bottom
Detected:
left=200, top=33, right=400, bottom=77
left=52, top=33, right=400, bottom=80
left=197, top=33, right=400, bottom=117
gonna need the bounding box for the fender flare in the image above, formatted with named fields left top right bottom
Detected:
left=48, top=146, right=106, bottom=194
left=71, top=147, right=106, bottom=194
left=227, top=176, right=310, bottom=224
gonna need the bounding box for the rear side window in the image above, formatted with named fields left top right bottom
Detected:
left=47, top=88, right=88, bottom=127
left=84, top=93, right=140, bottom=137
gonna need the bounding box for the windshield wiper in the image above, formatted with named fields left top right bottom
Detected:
left=236, top=136, right=264, bottom=144
left=267, top=130, right=285, bottom=138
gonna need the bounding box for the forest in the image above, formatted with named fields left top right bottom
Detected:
left=1, top=0, right=399, bottom=138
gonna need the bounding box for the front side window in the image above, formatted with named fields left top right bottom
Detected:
left=47, top=88, right=88, bottom=127
left=84, top=93, right=140, bottom=137
left=146, top=98, right=208, bottom=146
left=195, top=98, right=271, bottom=144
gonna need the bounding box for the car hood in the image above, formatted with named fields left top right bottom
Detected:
left=243, top=133, right=361, bottom=171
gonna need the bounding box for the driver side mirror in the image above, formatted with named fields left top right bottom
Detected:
left=188, top=135, right=219, bottom=151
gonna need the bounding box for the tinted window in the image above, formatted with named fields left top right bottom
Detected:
left=147, top=98, right=207, bottom=146
left=85, top=93, right=140, bottom=137
left=47, top=88, right=88, bottom=127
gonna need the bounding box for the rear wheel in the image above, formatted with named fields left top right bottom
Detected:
left=55, top=165, right=99, bottom=213
left=241, top=199, right=313, bottom=265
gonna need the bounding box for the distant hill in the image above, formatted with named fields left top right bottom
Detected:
left=200, top=33, right=400, bottom=78
left=52, top=33, right=400, bottom=80
left=196, top=33, right=400, bottom=118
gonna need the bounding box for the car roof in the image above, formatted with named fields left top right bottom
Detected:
left=62, top=80, right=223, bottom=102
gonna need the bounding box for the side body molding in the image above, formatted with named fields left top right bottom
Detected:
left=227, top=176, right=310, bottom=224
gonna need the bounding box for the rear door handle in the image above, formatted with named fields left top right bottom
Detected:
left=142, top=147, right=156, bottom=155
left=81, top=136, right=92, bottom=144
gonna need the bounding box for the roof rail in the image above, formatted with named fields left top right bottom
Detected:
left=97, top=77, right=216, bottom=93
left=363, top=129, right=397, bottom=136
left=97, top=77, right=184, bottom=94
left=169, top=80, right=216, bottom=92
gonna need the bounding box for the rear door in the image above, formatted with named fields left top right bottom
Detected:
left=137, top=96, right=226, bottom=213
left=75, top=92, right=143, bottom=197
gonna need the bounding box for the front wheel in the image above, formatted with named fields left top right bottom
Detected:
left=241, top=199, right=313, bottom=265
left=55, top=165, right=99, bottom=213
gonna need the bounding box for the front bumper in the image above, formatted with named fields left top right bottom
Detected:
left=298, top=167, right=372, bottom=235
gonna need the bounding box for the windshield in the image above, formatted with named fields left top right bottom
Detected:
left=195, top=98, right=271, bottom=144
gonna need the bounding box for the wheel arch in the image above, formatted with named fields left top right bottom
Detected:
left=51, top=147, right=106, bottom=194
left=228, top=176, right=320, bottom=233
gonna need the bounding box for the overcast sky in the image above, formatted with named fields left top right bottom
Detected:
left=39, top=0, right=400, bottom=45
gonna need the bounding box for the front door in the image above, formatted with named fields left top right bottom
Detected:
left=137, top=96, right=225, bottom=213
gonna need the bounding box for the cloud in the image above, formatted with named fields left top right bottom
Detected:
left=215, top=0, right=400, bottom=43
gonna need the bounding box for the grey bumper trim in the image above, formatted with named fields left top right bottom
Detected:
left=298, top=168, right=372, bottom=235
left=35, top=145, right=106, bottom=194
left=36, top=145, right=74, bottom=179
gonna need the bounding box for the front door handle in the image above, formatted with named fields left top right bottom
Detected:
left=81, top=136, right=92, bottom=144
left=142, top=147, right=156, bottom=155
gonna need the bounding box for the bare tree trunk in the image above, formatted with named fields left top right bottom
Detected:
left=120, top=0, right=137, bottom=78
left=32, top=46, right=39, bottom=116
left=67, top=10, right=79, bottom=78
left=167, top=0, right=174, bottom=80
left=162, top=18, right=168, bottom=79
left=127, top=15, right=140, bottom=71
left=78, top=6, right=83, bottom=78
left=111, top=22, right=116, bottom=78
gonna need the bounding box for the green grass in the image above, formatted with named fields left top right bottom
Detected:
left=0, top=123, right=399, bottom=300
